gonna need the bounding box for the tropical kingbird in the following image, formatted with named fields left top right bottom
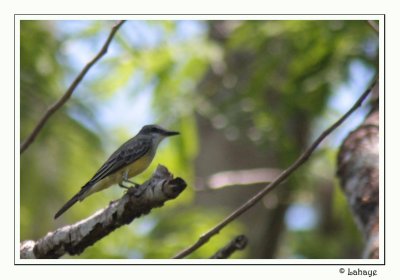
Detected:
left=54, top=124, right=179, bottom=219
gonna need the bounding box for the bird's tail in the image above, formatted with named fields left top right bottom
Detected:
left=54, top=183, right=91, bottom=219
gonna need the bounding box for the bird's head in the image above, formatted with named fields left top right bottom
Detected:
left=139, top=124, right=179, bottom=144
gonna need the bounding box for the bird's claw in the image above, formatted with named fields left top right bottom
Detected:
left=119, top=181, right=144, bottom=197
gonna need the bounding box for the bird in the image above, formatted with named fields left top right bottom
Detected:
left=54, top=124, right=179, bottom=219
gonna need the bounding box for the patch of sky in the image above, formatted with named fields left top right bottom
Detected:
left=121, top=21, right=165, bottom=49
left=285, top=203, right=318, bottom=231
left=311, top=59, right=376, bottom=148
left=55, top=20, right=207, bottom=144
left=95, top=81, right=156, bottom=135
left=121, top=20, right=206, bottom=48
left=132, top=216, right=158, bottom=236
left=363, top=37, right=379, bottom=59
left=174, top=20, right=206, bottom=41
left=55, top=20, right=92, bottom=37
left=56, top=21, right=125, bottom=85
left=127, top=250, right=144, bottom=259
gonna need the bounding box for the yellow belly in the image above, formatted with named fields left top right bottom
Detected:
left=81, top=153, right=153, bottom=200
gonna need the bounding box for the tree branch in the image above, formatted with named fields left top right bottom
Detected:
left=210, top=235, right=248, bottom=259
left=20, top=165, right=186, bottom=259
left=20, top=20, right=125, bottom=154
left=367, top=20, right=379, bottom=34
left=173, top=76, right=378, bottom=259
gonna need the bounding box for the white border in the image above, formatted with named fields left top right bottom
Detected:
left=17, top=258, right=383, bottom=265
left=378, top=16, right=385, bottom=266
left=15, top=14, right=383, bottom=20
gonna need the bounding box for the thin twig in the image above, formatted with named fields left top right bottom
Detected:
left=367, top=20, right=379, bottom=34
left=173, top=76, right=378, bottom=259
left=210, top=235, right=248, bottom=259
left=20, top=20, right=125, bottom=154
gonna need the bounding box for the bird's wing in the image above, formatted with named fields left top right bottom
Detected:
left=86, top=137, right=152, bottom=185
left=54, top=137, right=152, bottom=219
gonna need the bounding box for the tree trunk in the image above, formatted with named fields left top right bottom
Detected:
left=337, top=83, right=379, bottom=259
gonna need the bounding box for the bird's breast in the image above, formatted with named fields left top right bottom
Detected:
left=125, top=152, right=154, bottom=178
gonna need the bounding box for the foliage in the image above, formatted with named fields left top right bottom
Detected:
left=20, top=20, right=378, bottom=259
left=20, top=21, right=104, bottom=239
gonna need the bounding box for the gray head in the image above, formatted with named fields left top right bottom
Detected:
left=138, top=125, right=179, bottom=143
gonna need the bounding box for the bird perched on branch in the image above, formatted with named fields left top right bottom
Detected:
left=54, top=124, right=179, bottom=219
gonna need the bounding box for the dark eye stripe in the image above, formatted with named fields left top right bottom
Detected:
left=152, top=127, right=163, bottom=133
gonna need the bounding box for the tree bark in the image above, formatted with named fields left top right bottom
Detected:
left=337, top=83, right=379, bottom=259
left=20, top=165, right=186, bottom=259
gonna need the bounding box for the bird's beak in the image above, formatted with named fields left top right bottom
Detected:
left=164, top=130, right=180, bottom=137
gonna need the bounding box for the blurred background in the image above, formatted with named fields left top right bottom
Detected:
left=20, top=20, right=378, bottom=259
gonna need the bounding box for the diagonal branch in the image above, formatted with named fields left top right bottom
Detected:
left=173, top=76, right=378, bottom=259
left=367, top=20, right=379, bottom=34
left=20, top=20, right=125, bottom=154
left=20, top=165, right=186, bottom=259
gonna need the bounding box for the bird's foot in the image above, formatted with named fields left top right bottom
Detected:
left=118, top=182, right=130, bottom=189
left=123, top=179, right=140, bottom=188
left=119, top=181, right=144, bottom=197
